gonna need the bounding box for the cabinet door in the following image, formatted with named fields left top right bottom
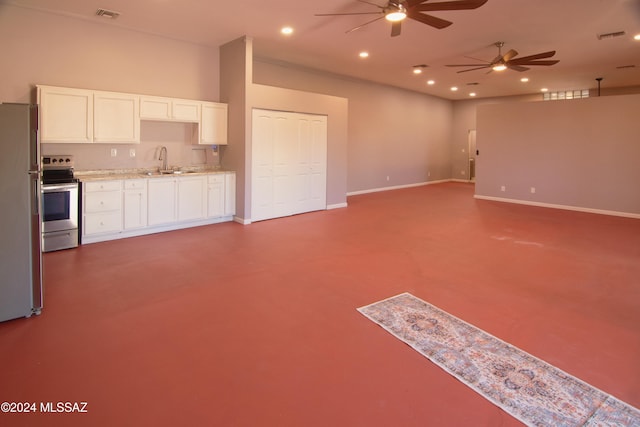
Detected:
left=148, top=178, right=177, bottom=226
left=207, top=175, right=224, bottom=218
left=224, top=172, right=236, bottom=216
left=123, top=180, right=148, bottom=230
left=177, top=176, right=206, bottom=221
left=38, top=86, right=93, bottom=143
left=172, top=100, right=200, bottom=122
left=200, top=102, right=228, bottom=145
left=94, top=91, right=140, bottom=143
left=139, top=96, right=172, bottom=120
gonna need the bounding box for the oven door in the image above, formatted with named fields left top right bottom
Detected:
left=42, top=183, right=79, bottom=233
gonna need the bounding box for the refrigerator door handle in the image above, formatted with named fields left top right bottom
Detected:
left=31, top=176, right=39, bottom=216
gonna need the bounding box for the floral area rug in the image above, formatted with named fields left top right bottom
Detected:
left=358, top=293, right=640, bottom=427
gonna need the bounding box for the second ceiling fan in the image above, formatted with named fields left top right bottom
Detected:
left=316, top=0, right=488, bottom=37
left=446, top=42, right=560, bottom=73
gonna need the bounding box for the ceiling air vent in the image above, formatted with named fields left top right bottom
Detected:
left=96, top=8, right=120, bottom=19
left=616, top=65, right=636, bottom=69
left=597, top=31, right=625, bottom=40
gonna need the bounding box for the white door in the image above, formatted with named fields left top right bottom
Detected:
left=292, top=115, right=327, bottom=215
left=251, top=109, right=327, bottom=222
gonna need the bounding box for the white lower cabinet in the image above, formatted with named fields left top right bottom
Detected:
left=178, top=176, right=207, bottom=221
left=207, top=175, right=225, bottom=218
left=82, top=172, right=235, bottom=244
left=83, top=180, right=123, bottom=236
left=148, top=177, right=177, bottom=226
left=123, top=179, right=147, bottom=230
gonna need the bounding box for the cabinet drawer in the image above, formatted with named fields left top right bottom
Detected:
left=207, top=174, right=224, bottom=184
left=123, top=179, right=147, bottom=190
left=85, top=180, right=121, bottom=192
left=84, top=212, right=122, bottom=235
left=85, top=191, right=121, bottom=212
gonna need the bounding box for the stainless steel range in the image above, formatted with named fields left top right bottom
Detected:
left=41, top=155, right=78, bottom=252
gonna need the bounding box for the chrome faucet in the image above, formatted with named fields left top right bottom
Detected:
left=158, top=146, right=168, bottom=171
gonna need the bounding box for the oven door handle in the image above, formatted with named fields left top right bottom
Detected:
left=42, top=183, right=78, bottom=192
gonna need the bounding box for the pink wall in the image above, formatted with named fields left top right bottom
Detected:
left=0, top=5, right=219, bottom=103
left=252, top=59, right=453, bottom=194
left=0, top=4, right=221, bottom=171
left=475, top=94, right=640, bottom=216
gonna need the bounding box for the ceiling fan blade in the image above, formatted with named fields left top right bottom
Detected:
left=507, top=64, right=529, bottom=72
left=511, top=60, right=560, bottom=66
left=415, top=0, right=488, bottom=12
left=345, top=16, right=385, bottom=34
left=315, top=12, right=385, bottom=16
left=446, top=64, right=488, bottom=67
left=391, top=21, right=402, bottom=37
left=407, top=11, right=452, bottom=29
left=502, top=49, right=518, bottom=62
left=456, top=65, right=491, bottom=73
left=509, top=51, right=556, bottom=62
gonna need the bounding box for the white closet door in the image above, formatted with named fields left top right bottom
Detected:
left=252, top=111, right=278, bottom=222
left=252, top=109, right=327, bottom=222
left=292, top=115, right=327, bottom=215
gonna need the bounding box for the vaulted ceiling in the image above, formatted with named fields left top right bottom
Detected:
left=4, top=0, right=640, bottom=99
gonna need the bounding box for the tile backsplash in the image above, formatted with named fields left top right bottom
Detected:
left=41, top=120, right=221, bottom=171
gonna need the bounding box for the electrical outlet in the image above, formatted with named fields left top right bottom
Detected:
left=386, top=176, right=390, bottom=181
left=428, top=171, right=431, bottom=177
left=501, top=185, right=506, bottom=192
left=129, top=149, right=136, bottom=158
left=531, top=187, right=536, bottom=194
left=110, top=148, right=117, bottom=157
left=461, top=170, right=466, bottom=175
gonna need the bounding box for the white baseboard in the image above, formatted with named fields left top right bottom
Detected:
left=327, top=202, right=348, bottom=210
left=474, top=195, right=640, bottom=219
left=234, top=216, right=251, bottom=225
left=347, top=179, right=452, bottom=196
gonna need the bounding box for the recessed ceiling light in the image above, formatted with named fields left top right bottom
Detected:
left=469, top=92, right=477, bottom=97
left=413, top=69, right=423, bottom=75
left=427, top=80, right=435, bottom=85
left=521, top=77, right=529, bottom=83
left=541, top=88, right=549, bottom=92
left=359, top=51, right=369, bottom=58
left=451, top=86, right=458, bottom=91
left=281, top=27, right=294, bottom=36
left=634, top=34, right=640, bottom=41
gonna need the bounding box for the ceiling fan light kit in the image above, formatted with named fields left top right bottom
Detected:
left=384, top=3, right=407, bottom=22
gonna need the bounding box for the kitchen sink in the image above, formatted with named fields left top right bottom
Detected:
left=141, top=170, right=199, bottom=176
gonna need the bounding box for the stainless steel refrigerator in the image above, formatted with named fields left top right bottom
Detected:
left=0, top=103, right=43, bottom=322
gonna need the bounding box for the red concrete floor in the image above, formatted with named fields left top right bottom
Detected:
left=0, top=182, right=638, bottom=426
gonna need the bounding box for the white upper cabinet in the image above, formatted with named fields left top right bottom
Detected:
left=39, top=85, right=227, bottom=145
left=140, top=96, right=200, bottom=123
left=94, top=91, right=140, bottom=143
left=39, top=85, right=140, bottom=144
left=38, top=85, right=93, bottom=143
left=200, top=102, right=228, bottom=145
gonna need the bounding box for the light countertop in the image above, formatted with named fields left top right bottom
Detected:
left=75, top=168, right=233, bottom=182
